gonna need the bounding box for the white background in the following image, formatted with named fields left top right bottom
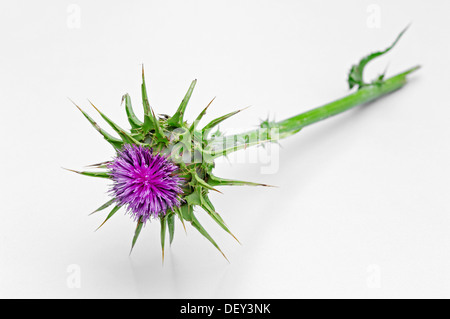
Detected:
left=0, top=1, right=449, bottom=298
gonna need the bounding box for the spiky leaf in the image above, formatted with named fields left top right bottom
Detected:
left=90, top=198, right=115, bottom=216
left=190, top=213, right=228, bottom=261
left=189, top=97, right=215, bottom=133
left=200, top=195, right=239, bottom=244
left=63, top=168, right=110, bottom=179
left=208, top=174, right=273, bottom=187
left=174, top=206, right=187, bottom=234
left=96, top=205, right=121, bottom=231
left=140, top=67, right=166, bottom=140
left=168, top=80, right=197, bottom=127
left=160, top=215, right=167, bottom=261
left=70, top=99, right=123, bottom=149
left=130, top=217, right=144, bottom=254
left=167, top=212, right=175, bottom=244
left=202, top=107, right=248, bottom=138
left=122, top=93, right=143, bottom=129
left=89, top=101, right=141, bottom=145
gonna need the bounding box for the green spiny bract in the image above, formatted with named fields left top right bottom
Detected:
left=348, top=26, right=409, bottom=90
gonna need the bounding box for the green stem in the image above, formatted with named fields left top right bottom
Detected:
left=207, top=65, right=419, bottom=159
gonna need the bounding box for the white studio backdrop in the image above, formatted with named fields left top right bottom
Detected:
left=0, top=0, right=449, bottom=298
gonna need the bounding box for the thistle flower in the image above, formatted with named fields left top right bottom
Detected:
left=108, top=144, right=183, bottom=223
left=66, top=28, right=419, bottom=260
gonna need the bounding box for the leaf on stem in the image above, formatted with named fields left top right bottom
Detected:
left=348, top=26, right=409, bottom=89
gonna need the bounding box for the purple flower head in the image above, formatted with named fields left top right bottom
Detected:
left=108, top=144, right=183, bottom=223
